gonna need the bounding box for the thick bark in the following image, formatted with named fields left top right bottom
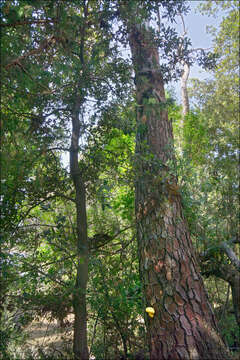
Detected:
left=70, top=102, right=89, bottom=360
left=126, top=23, right=231, bottom=360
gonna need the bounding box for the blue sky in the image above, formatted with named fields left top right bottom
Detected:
left=172, top=0, right=226, bottom=100
left=176, top=0, right=224, bottom=79
left=61, top=1, right=226, bottom=166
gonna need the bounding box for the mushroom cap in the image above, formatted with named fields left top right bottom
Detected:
left=146, top=307, right=155, bottom=318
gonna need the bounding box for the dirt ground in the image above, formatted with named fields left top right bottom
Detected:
left=23, top=314, right=74, bottom=358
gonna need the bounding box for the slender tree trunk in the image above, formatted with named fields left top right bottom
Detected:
left=181, top=61, right=190, bottom=117
left=70, top=102, right=89, bottom=360
left=231, top=273, right=240, bottom=328
left=126, top=22, right=231, bottom=360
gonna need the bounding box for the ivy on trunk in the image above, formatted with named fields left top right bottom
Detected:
left=123, top=15, right=232, bottom=360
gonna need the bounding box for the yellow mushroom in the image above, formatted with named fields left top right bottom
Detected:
left=146, top=307, right=155, bottom=318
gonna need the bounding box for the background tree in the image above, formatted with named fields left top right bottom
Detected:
left=1, top=1, right=132, bottom=358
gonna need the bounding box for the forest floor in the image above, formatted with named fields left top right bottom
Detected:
left=23, top=314, right=74, bottom=359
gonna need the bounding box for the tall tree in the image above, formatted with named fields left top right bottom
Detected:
left=186, top=0, right=240, bottom=330
left=1, top=1, right=131, bottom=358
left=119, top=1, right=231, bottom=358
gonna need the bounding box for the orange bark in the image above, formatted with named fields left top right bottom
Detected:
left=127, top=23, right=231, bottom=360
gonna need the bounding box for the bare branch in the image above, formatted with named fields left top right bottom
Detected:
left=221, top=242, right=240, bottom=270
left=90, top=225, right=133, bottom=251
left=179, top=13, right=187, bottom=37
left=200, top=237, right=240, bottom=272
left=54, top=192, right=76, bottom=203
left=188, top=47, right=212, bottom=54
left=46, top=147, right=70, bottom=152
left=5, top=36, right=56, bottom=70
left=0, top=19, right=58, bottom=28
left=157, top=6, right=161, bottom=33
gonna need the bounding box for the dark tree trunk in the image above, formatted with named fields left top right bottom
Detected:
left=126, top=23, right=231, bottom=360
left=70, top=102, right=89, bottom=360
left=231, top=272, right=240, bottom=328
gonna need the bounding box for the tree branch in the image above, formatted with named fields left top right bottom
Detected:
left=90, top=225, right=133, bottom=250
left=5, top=36, right=56, bottom=70
left=200, top=237, right=240, bottom=271
left=0, top=19, right=58, bottom=28
left=221, top=242, right=240, bottom=270
left=17, top=256, right=67, bottom=286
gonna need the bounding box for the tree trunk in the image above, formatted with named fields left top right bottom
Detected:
left=181, top=61, right=190, bottom=117
left=70, top=102, right=89, bottom=360
left=126, top=23, right=231, bottom=360
left=231, top=272, right=240, bottom=328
